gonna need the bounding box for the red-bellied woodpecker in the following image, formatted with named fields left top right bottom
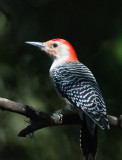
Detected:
left=26, top=39, right=110, bottom=160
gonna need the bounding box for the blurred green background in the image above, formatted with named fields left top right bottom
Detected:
left=0, top=0, right=122, bottom=160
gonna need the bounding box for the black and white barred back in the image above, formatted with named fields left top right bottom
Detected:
left=51, top=61, right=110, bottom=130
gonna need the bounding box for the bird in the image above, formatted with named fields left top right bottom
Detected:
left=25, top=39, right=110, bottom=160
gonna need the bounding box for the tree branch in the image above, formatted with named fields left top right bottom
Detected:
left=0, top=97, right=41, bottom=120
left=0, top=97, right=121, bottom=137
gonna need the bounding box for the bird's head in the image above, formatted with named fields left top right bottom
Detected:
left=26, top=39, right=78, bottom=63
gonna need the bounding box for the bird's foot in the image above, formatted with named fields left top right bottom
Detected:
left=51, top=109, right=63, bottom=124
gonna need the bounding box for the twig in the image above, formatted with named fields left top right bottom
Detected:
left=0, top=97, right=40, bottom=121
left=18, top=113, right=82, bottom=137
left=0, top=97, right=121, bottom=137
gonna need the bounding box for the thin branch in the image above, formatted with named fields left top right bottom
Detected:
left=0, top=97, right=40, bottom=121
left=0, top=97, right=121, bottom=137
left=18, top=113, right=122, bottom=137
left=18, top=113, right=82, bottom=137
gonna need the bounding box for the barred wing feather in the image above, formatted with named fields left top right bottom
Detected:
left=51, top=61, right=110, bottom=129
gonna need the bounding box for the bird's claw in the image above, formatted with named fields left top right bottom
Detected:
left=51, top=110, right=63, bottom=124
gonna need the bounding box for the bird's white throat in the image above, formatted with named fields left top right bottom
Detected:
left=50, top=48, right=70, bottom=73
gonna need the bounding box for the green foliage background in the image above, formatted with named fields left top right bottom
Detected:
left=0, top=0, right=122, bottom=160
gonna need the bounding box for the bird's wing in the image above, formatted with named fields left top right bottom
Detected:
left=52, top=62, right=110, bottom=129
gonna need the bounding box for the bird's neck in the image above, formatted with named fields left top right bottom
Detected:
left=50, top=58, right=66, bottom=73
left=50, top=50, right=78, bottom=73
left=50, top=57, right=78, bottom=74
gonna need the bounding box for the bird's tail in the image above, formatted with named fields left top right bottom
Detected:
left=80, top=119, right=97, bottom=160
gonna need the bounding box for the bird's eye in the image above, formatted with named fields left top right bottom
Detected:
left=53, top=43, right=58, bottom=48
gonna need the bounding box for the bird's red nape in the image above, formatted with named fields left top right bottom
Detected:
left=52, top=39, right=78, bottom=62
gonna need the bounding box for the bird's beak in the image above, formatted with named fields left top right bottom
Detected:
left=25, top=41, right=46, bottom=50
